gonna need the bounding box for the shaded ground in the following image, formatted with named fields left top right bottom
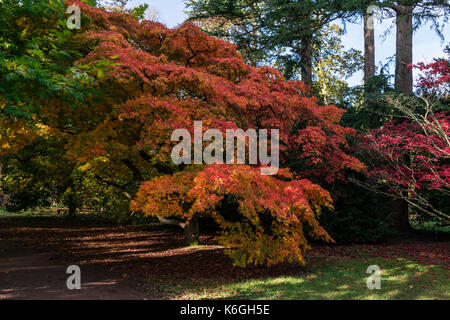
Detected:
left=0, top=215, right=448, bottom=299
left=0, top=240, right=143, bottom=299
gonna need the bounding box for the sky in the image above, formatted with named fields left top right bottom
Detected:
left=129, top=0, right=449, bottom=86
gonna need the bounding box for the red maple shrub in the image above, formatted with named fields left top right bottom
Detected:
left=361, top=60, right=450, bottom=224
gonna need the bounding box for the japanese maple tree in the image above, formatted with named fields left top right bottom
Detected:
left=68, top=1, right=368, bottom=266
left=2, top=1, right=365, bottom=266
left=361, top=61, right=450, bottom=224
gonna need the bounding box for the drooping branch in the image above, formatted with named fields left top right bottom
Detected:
left=121, top=159, right=144, bottom=182
left=155, top=215, right=186, bottom=229
left=94, top=174, right=133, bottom=200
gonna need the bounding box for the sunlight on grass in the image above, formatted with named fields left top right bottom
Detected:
left=148, top=256, right=449, bottom=300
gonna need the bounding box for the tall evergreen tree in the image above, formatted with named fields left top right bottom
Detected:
left=186, top=0, right=356, bottom=86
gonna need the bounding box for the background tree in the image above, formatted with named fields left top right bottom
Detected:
left=358, top=60, right=450, bottom=229
left=312, top=24, right=363, bottom=106
left=363, top=1, right=378, bottom=82
left=384, top=0, right=448, bottom=230
left=100, top=0, right=159, bottom=21
left=379, top=0, right=449, bottom=94
left=186, top=0, right=357, bottom=87
left=0, top=0, right=98, bottom=217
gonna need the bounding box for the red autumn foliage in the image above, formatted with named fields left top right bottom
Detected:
left=66, top=1, right=365, bottom=266
left=362, top=61, right=449, bottom=223
left=132, top=165, right=334, bottom=266
left=362, top=113, right=450, bottom=190
left=411, top=60, right=450, bottom=91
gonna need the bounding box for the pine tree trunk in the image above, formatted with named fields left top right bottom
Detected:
left=184, top=215, right=199, bottom=246
left=395, top=5, right=413, bottom=94
left=301, top=39, right=313, bottom=87
left=364, top=11, right=376, bottom=83
left=392, top=5, right=413, bottom=231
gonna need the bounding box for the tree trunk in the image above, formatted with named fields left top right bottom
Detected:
left=67, top=201, right=77, bottom=219
left=301, top=39, right=313, bottom=87
left=154, top=214, right=199, bottom=245
left=364, top=11, right=376, bottom=83
left=66, top=192, right=77, bottom=220
left=390, top=198, right=412, bottom=232
left=392, top=6, right=413, bottom=231
left=184, top=215, right=199, bottom=246
left=395, top=5, right=413, bottom=94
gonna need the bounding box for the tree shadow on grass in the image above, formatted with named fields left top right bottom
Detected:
left=175, top=257, right=449, bottom=300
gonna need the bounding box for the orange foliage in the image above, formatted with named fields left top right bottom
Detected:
left=54, top=2, right=366, bottom=265
left=132, top=165, right=334, bottom=266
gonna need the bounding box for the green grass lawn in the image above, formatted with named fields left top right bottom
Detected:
left=146, top=256, right=449, bottom=300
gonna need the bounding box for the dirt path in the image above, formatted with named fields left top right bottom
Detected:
left=0, top=240, right=144, bottom=300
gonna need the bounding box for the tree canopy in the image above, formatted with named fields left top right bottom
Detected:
left=0, top=0, right=366, bottom=266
